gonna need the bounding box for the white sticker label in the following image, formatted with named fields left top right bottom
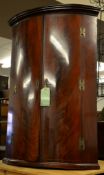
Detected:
left=40, top=87, right=50, bottom=106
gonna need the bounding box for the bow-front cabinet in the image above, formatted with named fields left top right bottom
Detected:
left=3, top=4, right=99, bottom=170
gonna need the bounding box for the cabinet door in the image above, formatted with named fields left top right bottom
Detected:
left=40, top=14, right=82, bottom=162
left=6, top=16, right=43, bottom=161
left=80, top=15, right=98, bottom=163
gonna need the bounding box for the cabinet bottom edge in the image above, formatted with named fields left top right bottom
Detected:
left=3, top=157, right=100, bottom=170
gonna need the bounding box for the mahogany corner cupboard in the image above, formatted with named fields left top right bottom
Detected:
left=3, top=4, right=100, bottom=170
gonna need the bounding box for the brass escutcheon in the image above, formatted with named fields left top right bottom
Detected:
left=80, top=27, right=86, bottom=38
left=14, top=85, right=17, bottom=94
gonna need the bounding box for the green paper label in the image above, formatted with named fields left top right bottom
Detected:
left=40, top=87, right=50, bottom=106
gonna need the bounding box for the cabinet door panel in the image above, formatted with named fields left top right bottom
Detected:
left=6, top=16, right=43, bottom=161
left=40, top=14, right=82, bottom=162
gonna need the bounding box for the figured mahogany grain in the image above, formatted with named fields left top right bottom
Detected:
left=3, top=4, right=99, bottom=170
left=6, top=16, right=43, bottom=161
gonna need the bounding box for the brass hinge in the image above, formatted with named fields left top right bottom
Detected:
left=79, top=137, right=85, bottom=151
left=80, top=27, right=86, bottom=38
left=79, top=79, right=85, bottom=91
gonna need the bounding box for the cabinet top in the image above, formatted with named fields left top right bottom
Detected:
left=9, top=4, right=100, bottom=26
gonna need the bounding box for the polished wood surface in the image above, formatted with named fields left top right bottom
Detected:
left=3, top=4, right=99, bottom=170
left=5, top=16, right=43, bottom=161
left=0, top=161, right=104, bottom=175
left=40, top=13, right=98, bottom=165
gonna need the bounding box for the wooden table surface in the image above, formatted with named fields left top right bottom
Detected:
left=0, top=160, right=104, bottom=175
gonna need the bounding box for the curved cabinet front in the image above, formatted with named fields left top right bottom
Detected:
left=3, top=4, right=99, bottom=170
